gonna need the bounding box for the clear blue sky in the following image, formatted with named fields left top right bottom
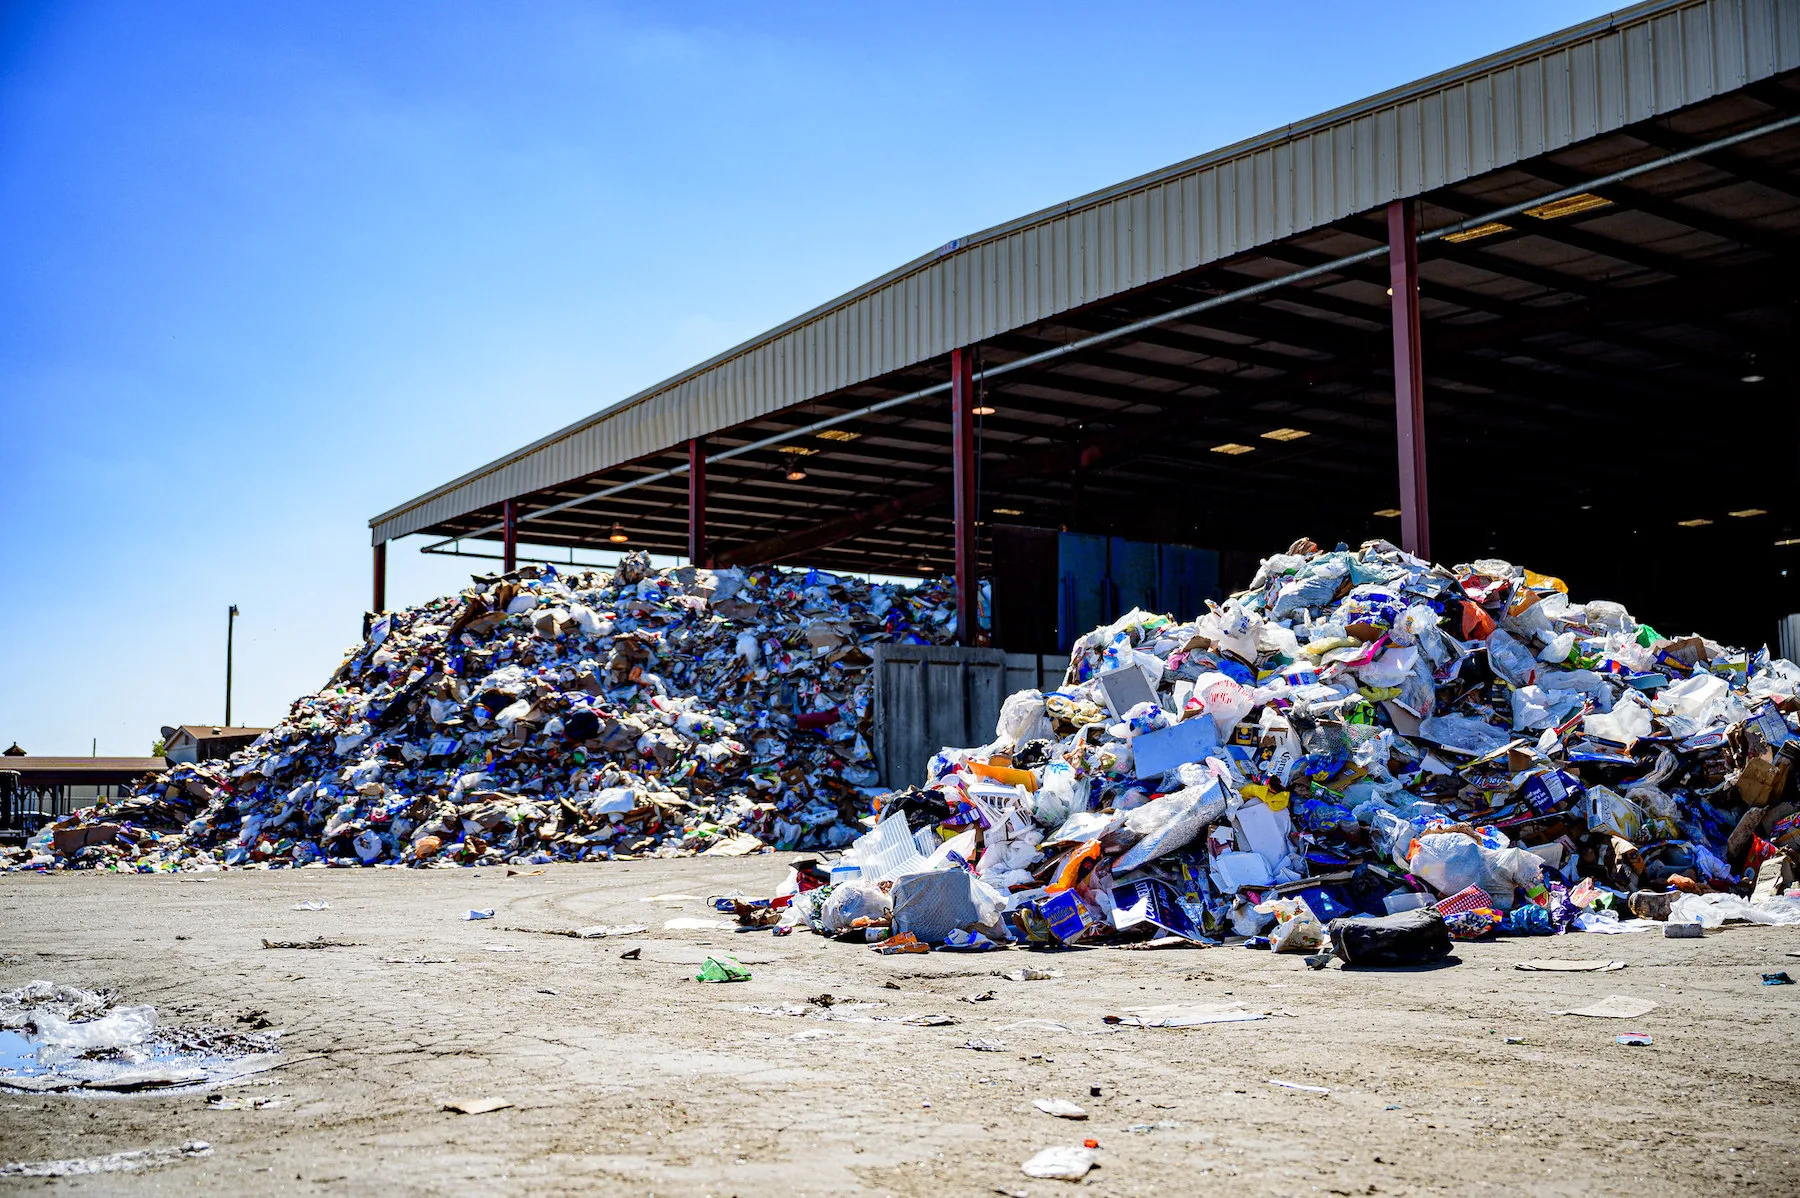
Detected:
left=0, top=0, right=1620, bottom=755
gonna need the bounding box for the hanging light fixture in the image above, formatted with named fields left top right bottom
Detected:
left=608, top=523, right=628, bottom=543
left=785, top=454, right=807, bottom=481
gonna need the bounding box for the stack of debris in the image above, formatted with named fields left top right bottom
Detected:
left=5, top=554, right=956, bottom=870
left=766, top=538, right=1800, bottom=953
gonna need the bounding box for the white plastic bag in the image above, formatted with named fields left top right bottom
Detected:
left=1668, top=893, right=1800, bottom=928
left=995, top=690, right=1054, bottom=748
left=1254, top=895, right=1324, bottom=952
left=1191, top=672, right=1254, bottom=737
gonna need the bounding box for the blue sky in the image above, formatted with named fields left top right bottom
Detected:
left=0, top=0, right=1620, bottom=755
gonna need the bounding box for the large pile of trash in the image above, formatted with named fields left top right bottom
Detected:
left=759, top=538, right=1800, bottom=957
left=6, top=553, right=957, bottom=871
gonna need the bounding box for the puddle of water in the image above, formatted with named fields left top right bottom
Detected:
left=1, top=996, right=282, bottom=1096
left=1, top=1038, right=283, bottom=1094
left=0, top=1029, right=43, bottom=1077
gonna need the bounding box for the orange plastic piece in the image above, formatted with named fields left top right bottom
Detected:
left=1047, top=840, right=1104, bottom=893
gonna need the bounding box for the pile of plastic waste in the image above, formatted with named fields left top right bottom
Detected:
left=6, top=553, right=957, bottom=871
left=754, top=538, right=1800, bottom=956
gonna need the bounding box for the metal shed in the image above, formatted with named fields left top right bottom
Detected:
left=371, top=0, right=1800, bottom=648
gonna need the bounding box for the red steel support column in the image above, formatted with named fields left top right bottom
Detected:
left=951, top=347, right=977, bottom=645
left=502, top=498, right=518, bottom=573
left=1387, top=199, right=1431, bottom=560
left=688, top=438, right=708, bottom=567
left=372, top=542, right=387, bottom=613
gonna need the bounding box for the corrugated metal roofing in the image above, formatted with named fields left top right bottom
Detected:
left=371, top=0, right=1800, bottom=545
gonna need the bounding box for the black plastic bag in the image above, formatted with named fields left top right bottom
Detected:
left=1327, top=906, right=1452, bottom=967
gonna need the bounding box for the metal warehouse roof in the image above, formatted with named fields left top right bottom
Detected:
left=371, top=0, right=1800, bottom=547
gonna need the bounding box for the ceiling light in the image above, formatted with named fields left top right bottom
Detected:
left=1676, top=518, right=1713, bottom=527
left=785, top=461, right=807, bottom=481
left=1524, top=192, right=1612, bottom=220
left=1261, top=427, right=1310, bottom=442
left=993, top=507, right=1024, bottom=516
left=1742, top=374, right=1766, bottom=384
left=608, top=523, right=628, bottom=544
left=1372, top=508, right=1402, bottom=518
left=1442, top=221, right=1511, bottom=244
left=972, top=404, right=997, bottom=416
left=775, top=445, right=816, bottom=456
left=1776, top=538, right=1800, bottom=547
left=1729, top=508, right=1768, bottom=518
left=1210, top=442, right=1255, bottom=455
left=816, top=429, right=860, bottom=442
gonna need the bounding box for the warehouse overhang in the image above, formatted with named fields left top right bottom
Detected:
left=371, top=0, right=1800, bottom=647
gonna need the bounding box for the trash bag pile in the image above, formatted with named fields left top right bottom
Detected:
left=6, top=553, right=957, bottom=871
left=754, top=538, right=1800, bottom=956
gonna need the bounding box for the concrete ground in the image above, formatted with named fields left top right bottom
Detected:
left=1, top=857, right=1796, bottom=1196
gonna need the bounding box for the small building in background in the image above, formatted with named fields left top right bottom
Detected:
left=160, top=725, right=268, bottom=765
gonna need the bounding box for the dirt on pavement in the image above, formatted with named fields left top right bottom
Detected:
left=1, top=858, right=1796, bottom=1196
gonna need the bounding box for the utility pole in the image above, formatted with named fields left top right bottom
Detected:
left=226, top=604, right=239, bottom=726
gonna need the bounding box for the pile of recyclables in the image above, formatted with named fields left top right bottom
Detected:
left=6, top=553, right=956, bottom=871
left=760, top=538, right=1800, bottom=955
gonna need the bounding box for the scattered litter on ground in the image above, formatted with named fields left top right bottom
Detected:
left=1555, top=995, right=1659, bottom=1019
left=1021, top=1144, right=1098, bottom=1180
left=292, top=901, right=330, bottom=912
left=1033, top=1097, right=1088, bottom=1119
left=462, top=909, right=495, bottom=921
left=505, top=924, right=646, bottom=939
left=1615, top=1031, right=1654, bottom=1046
left=1267, top=1078, right=1330, bottom=1094
left=1761, top=971, right=1794, bottom=985
left=205, top=1093, right=287, bottom=1110
left=1514, top=959, right=1625, bottom=972
left=664, top=916, right=734, bottom=931
left=442, top=1097, right=513, bottom=1115
left=1105, top=1004, right=1268, bottom=1028
left=261, top=938, right=363, bottom=950
left=0, top=1140, right=212, bottom=1178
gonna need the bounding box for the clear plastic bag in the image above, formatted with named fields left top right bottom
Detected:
left=1112, top=779, right=1226, bottom=872
left=1407, top=834, right=1541, bottom=909
left=1485, top=629, right=1538, bottom=687
left=31, top=1005, right=157, bottom=1065
left=820, top=880, right=891, bottom=934
left=1032, top=760, right=1082, bottom=827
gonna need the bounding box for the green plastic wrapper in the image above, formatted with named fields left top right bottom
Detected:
left=695, top=955, right=751, bottom=983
